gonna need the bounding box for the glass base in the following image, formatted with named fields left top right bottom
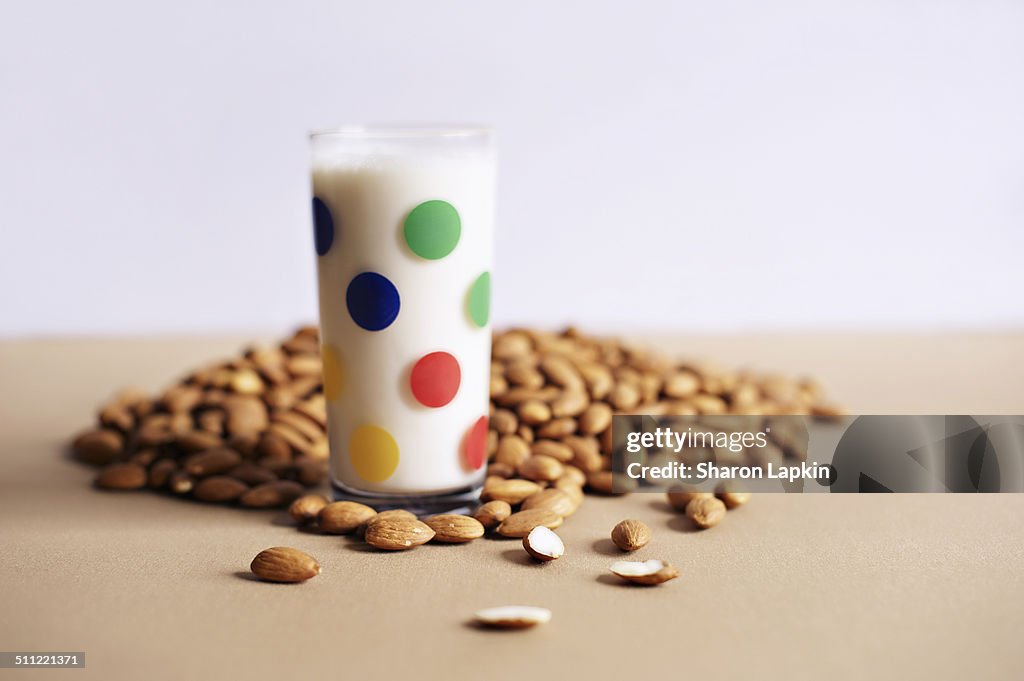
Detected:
left=331, top=479, right=483, bottom=516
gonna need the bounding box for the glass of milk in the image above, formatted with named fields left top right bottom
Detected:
left=309, top=126, right=495, bottom=514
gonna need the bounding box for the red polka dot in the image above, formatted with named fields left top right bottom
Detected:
left=410, top=351, right=461, bottom=408
left=463, top=416, right=488, bottom=471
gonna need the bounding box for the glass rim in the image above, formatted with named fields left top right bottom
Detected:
left=309, top=124, right=492, bottom=140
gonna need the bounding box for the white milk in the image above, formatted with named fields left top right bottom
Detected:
left=311, top=137, right=495, bottom=500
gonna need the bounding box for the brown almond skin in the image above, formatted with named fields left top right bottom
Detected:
left=667, top=489, right=713, bottom=512
left=718, top=491, right=751, bottom=509
left=147, top=459, right=177, bottom=489
left=497, top=509, right=564, bottom=538
left=482, top=478, right=541, bottom=505
left=73, top=429, right=124, bottom=465
left=424, top=514, right=485, bottom=543
left=183, top=448, right=242, bottom=478
left=95, top=462, right=146, bottom=490
left=586, top=470, right=615, bottom=495
left=611, top=519, right=651, bottom=551
left=518, top=454, right=564, bottom=482
left=521, top=489, right=578, bottom=517
left=614, top=563, right=680, bottom=586
left=289, top=494, right=329, bottom=524
left=239, top=480, right=304, bottom=508
left=473, top=500, right=512, bottom=530
left=250, top=547, right=320, bottom=583
left=318, top=501, right=377, bottom=534
left=193, top=476, right=249, bottom=502
left=365, top=518, right=435, bottom=550
left=686, top=496, right=727, bottom=529
left=226, top=462, right=278, bottom=486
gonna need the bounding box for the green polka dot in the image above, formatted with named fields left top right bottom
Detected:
left=467, top=271, right=490, bottom=327
left=404, top=200, right=460, bottom=260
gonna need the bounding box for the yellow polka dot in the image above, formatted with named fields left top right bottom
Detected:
left=322, top=344, right=344, bottom=401
left=349, top=425, right=399, bottom=483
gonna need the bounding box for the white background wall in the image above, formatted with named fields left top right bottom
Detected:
left=2, top=0, right=1022, bottom=337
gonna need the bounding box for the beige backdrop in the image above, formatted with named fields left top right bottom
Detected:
left=1, top=334, right=1022, bottom=681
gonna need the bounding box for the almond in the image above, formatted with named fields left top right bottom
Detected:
left=239, top=480, right=303, bottom=508
left=518, top=454, right=564, bottom=482
left=73, top=429, right=124, bottom=465
left=474, top=605, right=551, bottom=629
left=522, top=526, right=564, bottom=562
left=611, top=519, right=650, bottom=551
left=517, top=400, right=551, bottom=425
left=494, top=435, right=531, bottom=468
left=250, top=546, right=320, bottom=583
left=530, top=439, right=574, bottom=463
left=586, top=470, right=615, bottom=494
left=289, top=494, right=329, bottom=524
left=365, top=517, right=435, bottom=550
left=183, top=448, right=242, bottom=477
left=193, top=475, right=249, bottom=502
left=318, top=501, right=377, bottom=534
left=473, top=500, right=512, bottom=530
left=497, top=509, right=563, bottom=538
left=578, top=402, right=612, bottom=435
left=424, top=514, right=485, bottom=543
left=482, top=478, right=541, bottom=505
left=609, top=559, right=679, bottom=586
left=718, top=491, right=751, bottom=509
left=521, top=488, right=578, bottom=517
left=146, top=459, right=177, bottom=489
left=686, top=496, right=727, bottom=529
left=667, top=488, right=713, bottom=512
left=94, top=462, right=146, bottom=490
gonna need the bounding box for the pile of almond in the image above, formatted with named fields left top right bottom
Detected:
left=72, top=327, right=328, bottom=507
left=71, top=326, right=841, bottom=516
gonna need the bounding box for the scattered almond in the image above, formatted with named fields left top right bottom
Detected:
left=474, top=605, right=551, bottom=629
left=365, top=517, right=435, bottom=550
left=667, top=488, right=713, bottom=512
left=425, top=514, right=485, bottom=543
left=239, top=480, right=303, bottom=508
left=609, top=559, right=679, bottom=586
left=718, top=490, right=751, bottom=509
left=686, top=496, right=727, bottom=529
left=318, top=501, right=377, bottom=534
left=523, top=526, right=564, bottom=562
left=250, top=546, right=320, bottom=583
left=611, top=519, right=650, bottom=551
left=289, top=494, right=329, bottom=524
left=473, top=500, right=512, bottom=530
left=497, top=509, right=563, bottom=538
left=193, top=475, right=249, bottom=502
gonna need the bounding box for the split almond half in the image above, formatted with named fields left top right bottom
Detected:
left=609, top=559, right=680, bottom=586
left=522, top=526, right=564, bottom=562
left=474, top=605, right=552, bottom=629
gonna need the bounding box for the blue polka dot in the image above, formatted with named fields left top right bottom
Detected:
left=346, top=272, right=400, bottom=331
left=312, top=197, right=334, bottom=256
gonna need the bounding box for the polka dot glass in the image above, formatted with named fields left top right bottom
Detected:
left=309, top=126, right=496, bottom=513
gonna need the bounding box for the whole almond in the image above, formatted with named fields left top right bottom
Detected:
left=147, top=459, right=177, bottom=489
left=550, top=389, right=589, bottom=418
left=318, top=500, right=377, bottom=533
left=227, top=462, right=278, bottom=486
left=95, top=462, right=146, bottom=490
left=517, top=400, right=551, bottom=425
left=193, top=475, right=249, bottom=502
left=718, top=491, right=751, bottom=509
left=73, top=429, right=124, bottom=465
left=487, top=462, right=516, bottom=478
left=530, top=439, right=574, bottom=463
left=482, top=478, right=541, bottom=505
left=686, top=496, right=727, bottom=529
left=239, top=480, right=304, bottom=508
left=183, top=448, right=242, bottom=478
left=497, top=509, right=564, bottom=538
left=518, top=454, right=564, bottom=482
left=175, top=429, right=225, bottom=454
left=250, top=546, right=320, bottom=583
left=473, top=500, right=512, bottom=530
left=611, top=519, right=651, bottom=551
left=578, top=402, right=613, bottom=435
left=289, top=494, right=329, bottom=524
left=494, top=435, right=531, bottom=468
left=521, top=488, right=578, bottom=517
left=586, top=470, right=615, bottom=494
left=558, top=465, right=587, bottom=487
left=667, top=488, right=713, bottom=512
left=365, top=518, right=435, bottom=550
left=424, top=514, right=485, bottom=543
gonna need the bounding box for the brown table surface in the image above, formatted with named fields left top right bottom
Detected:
left=1, top=333, right=1022, bottom=681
